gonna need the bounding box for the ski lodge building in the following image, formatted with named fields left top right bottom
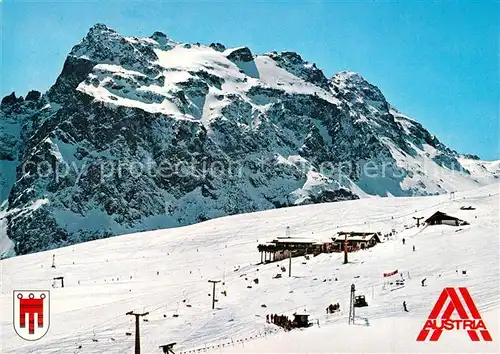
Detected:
left=425, top=211, right=469, bottom=226
left=257, top=237, right=334, bottom=263
left=258, top=231, right=383, bottom=263
left=331, top=232, right=382, bottom=251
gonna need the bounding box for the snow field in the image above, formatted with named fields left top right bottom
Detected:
left=1, top=183, right=499, bottom=353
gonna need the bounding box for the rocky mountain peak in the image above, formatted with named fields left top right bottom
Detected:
left=71, top=24, right=125, bottom=60
left=331, top=71, right=388, bottom=111
left=332, top=70, right=366, bottom=84
left=70, top=24, right=159, bottom=69
left=25, top=90, right=42, bottom=101
left=267, top=51, right=330, bottom=90
left=226, top=46, right=254, bottom=62
left=1, top=24, right=496, bottom=257
left=209, top=42, right=226, bottom=52
left=149, top=31, right=176, bottom=51
left=150, top=30, right=168, bottom=40
left=89, top=23, right=116, bottom=34
left=1, top=92, right=23, bottom=107
left=1, top=91, right=43, bottom=116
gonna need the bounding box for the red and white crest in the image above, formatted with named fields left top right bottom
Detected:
left=13, top=290, right=50, bottom=341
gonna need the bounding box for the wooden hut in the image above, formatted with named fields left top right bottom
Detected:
left=293, top=313, right=310, bottom=328
left=332, top=232, right=381, bottom=251
left=425, top=211, right=468, bottom=226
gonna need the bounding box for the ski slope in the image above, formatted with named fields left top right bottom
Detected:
left=1, top=183, right=499, bottom=353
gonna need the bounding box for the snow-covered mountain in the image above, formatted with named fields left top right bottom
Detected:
left=0, top=24, right=498, bottom=256
left=1, top=183, right=499, bottom=353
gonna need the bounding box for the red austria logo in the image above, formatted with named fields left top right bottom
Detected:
left=417, top=287, right=492, bottom=342
left=13, top=290, right=50, bottom=341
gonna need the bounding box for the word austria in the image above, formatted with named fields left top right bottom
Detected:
left=422, top=319, right=488, bottom=331
left=417, top=287, right=492, bottom=342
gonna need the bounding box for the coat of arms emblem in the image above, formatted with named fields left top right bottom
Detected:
left=13, top=290, right=50, bottom=341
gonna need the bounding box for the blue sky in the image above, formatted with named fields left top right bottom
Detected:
left=1, top=1, right=498, bottom=159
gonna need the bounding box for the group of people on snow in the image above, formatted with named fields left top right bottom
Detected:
left=266, top=314, right=296, bottom=331
left=326, top=303, right=340, bottom=314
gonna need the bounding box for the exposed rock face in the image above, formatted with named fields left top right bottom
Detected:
left=25, top=90, right=42, bottom=101
left=226, top=46, right=254, bottom=62
left=1, top=24, right=497, bottom=256
left=209, top=42, right=226, bottom=52
left=1, top=92, right=24, bottom=106
left=267, top=51, right=330, bottom=90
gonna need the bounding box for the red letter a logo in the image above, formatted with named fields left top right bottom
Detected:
left=417, top=287, right=492, bottom=342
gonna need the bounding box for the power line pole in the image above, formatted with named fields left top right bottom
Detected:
left=343, top=233, right=349, bottom=264
left=126, top=311, right=149, bottom=354
left=208, top=280, right=220, bottom=309
left=289, top=251, right=292, bottom=277
left=287, top=225, right=292, bottom=277
left=348, top=284, right=355, bottom=325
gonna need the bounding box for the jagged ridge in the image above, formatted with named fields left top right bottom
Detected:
left=1, top=24, right=497, bottom=256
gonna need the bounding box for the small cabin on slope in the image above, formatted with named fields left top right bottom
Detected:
left=332, top=232, right=381, bottom=251
left=293, top=313, right=310, bottom=328
left=425, top=211, right=468, bottom=226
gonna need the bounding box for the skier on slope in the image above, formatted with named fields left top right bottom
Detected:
left=402, top=238, right=406, bottom=245
left=413, top=245, right=416, bottom=251
left=403, top=301, right=408, bottom=312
